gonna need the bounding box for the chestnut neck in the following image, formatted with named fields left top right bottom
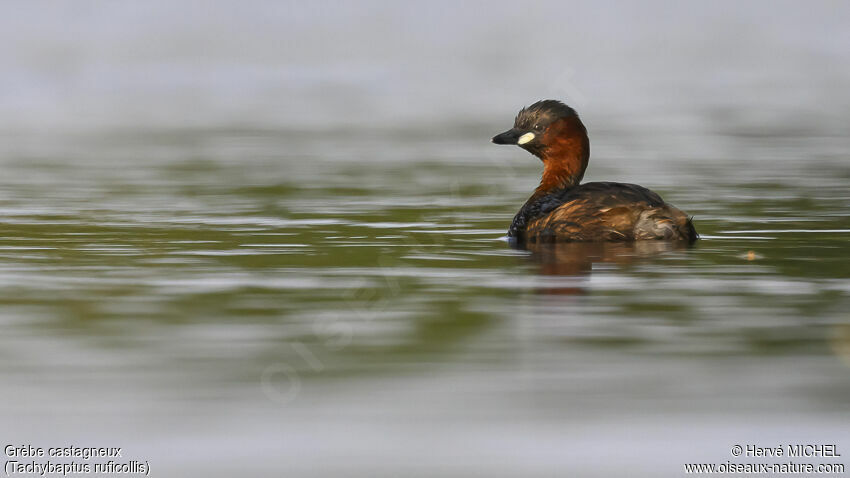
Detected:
left=531, top=116, right=590, bottom=198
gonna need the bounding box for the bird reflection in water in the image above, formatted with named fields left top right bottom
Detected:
left=519, top=241, right=691, bottom=296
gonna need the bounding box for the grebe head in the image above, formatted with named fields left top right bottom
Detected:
left=492, top=100, right=590, bottom=189
left=492, top=100, right=582, bottom=156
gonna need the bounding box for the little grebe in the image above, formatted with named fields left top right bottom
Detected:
left=492, top=100, right=697, bottom=244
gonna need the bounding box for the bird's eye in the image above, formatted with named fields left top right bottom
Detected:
left=533, top=124, right=543, bottom=131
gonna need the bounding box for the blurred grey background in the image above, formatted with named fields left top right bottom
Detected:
left=3, top=0, right=848, bottom=133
